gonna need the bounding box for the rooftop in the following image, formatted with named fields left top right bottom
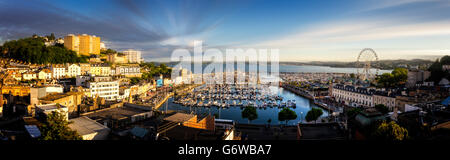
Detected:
left=68, top=116, right=110, bottom=136
left=39, top=92, right=81, bottom=101
left=84, top=106, right=148, bottom=121
left=163, top=113, right=196, bottom=123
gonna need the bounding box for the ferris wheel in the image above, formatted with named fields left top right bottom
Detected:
left=356, top=48, right=379, bottom=80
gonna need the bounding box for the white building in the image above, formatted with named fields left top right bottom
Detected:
left=67, top=64, right=81, bottom=77
left=86, top=76, right=119, bottom=100
left=123, top=49, right=143, bottom=64
left=22, top=71, right=37, bottom=80
left=51, top=64, right=66, bottom=79
left=331, top=84, right=375, bottom=108
left=115, top=65, right=142, bottom=77
left=38, top=69, right=52, bottom=80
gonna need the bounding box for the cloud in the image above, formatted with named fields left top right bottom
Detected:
left=253, top=19, right=450, bottom=47
left=0, top=0, right=169, bottom=43
left=360, top=0, right=441, bottom=12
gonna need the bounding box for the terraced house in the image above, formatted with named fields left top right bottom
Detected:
left=331, top=84, right=375, bottom=108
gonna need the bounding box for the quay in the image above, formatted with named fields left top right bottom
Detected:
left=281, top=83, right=337, bottom=112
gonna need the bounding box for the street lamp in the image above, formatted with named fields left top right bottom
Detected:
left=300, top=112, right=303, bottom=124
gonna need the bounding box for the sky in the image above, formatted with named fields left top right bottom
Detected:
left=1, top=0, right=450, bottom=62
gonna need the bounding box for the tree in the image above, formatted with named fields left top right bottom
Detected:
left=278, top=108, right=297, bottom=125
left=376, top=68, right=408, bottom=88
left=373, top=121, right=408, bottom=141
left=305, top=108, right=323, bottom=124
left=377, top=73, right=395, bottom=88
left=0, top=35, right=87, bottom=64
left=392, top=68, right=408, bottom=84
left=346, top=107, right=362, bottom=118
left=130, top=77, right=142, bottom=85
left=241, top=106, right=258, bottom=124
left=375, top=104, right=389, bottom=114
left=427, top=56, right=450, bottom=83
left=39, top=111, right=82, bottom=140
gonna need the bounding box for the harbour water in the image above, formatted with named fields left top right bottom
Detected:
left=279, top=65, right=392, bottom=74
left=171, top=63, right=393, bottom=74
left=160, top=85, right=329, bottom=125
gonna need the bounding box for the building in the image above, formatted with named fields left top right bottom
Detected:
left=90, top=63, right=111, bottom=76
left=83, top=104, right=153, bottom=129
left=79, top=63, right=91, bottom=75
left=38, top=92, right=83, bottom=117
left=406, top=69, right=431, bottom=88
left=123, top=49, right=142, bottom=64
left=29, top=85, right=64, bottom=115
left=115, top=64, right=142, bottom=78
left=100, top=42, right=106, bottom=50
left=373, top=91, right=396, bottom=111
left=443, top=65, right=450, bottom=71
left=331, top=84, right=375, bottom=108
left=68, top=116, right=110, bottom=140
left=64, top=34, right=101, bottom=56
left=22, top=71, right=37, bottom=80
left=2, top=85, right=30, bottom=97
left=35, top=104, right=69, bottom=121
left=38, top=69, right=52, bottom=80
left=86, top=76, right=119, bottom=100
left=395, top=96, right=426, bottom=112
left=66, top=64, right=81, bottom=77
left=51, top=64, right=66, bottom=79
left=107, top=53, right=128, bottom=64
left=76, top=75, right=91, bottom=87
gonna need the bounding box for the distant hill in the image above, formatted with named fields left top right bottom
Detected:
left=280, top=59, right=434, bottom=70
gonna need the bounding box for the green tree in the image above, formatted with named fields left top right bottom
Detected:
left=278, top=108, right=297, bottom=125
left=373, top=121, right=409, bottom=141
left=39, top=111, right=82, bottom=140
left=241, top=106, right=258, bottom=124
left=427, top=56, right=450, bottom=83
left=346, top=107, right=362, bottom=118
left=375, top=104, right=389, bottom=114
left=305, top=108, right=323, bottom=124
left=392, top=68, right=408, bottom=84
left=0, top=35, right=87, bottom=64
left=129, top=77, right=142, bottom=85
left=376, top=68, right=408, bottom=88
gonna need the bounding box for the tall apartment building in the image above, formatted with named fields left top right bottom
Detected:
left=64, top=34, right=101, bottom=56
left=123, top=49, right=143, bottom=63
left=406, top=69, right=431, bottom=88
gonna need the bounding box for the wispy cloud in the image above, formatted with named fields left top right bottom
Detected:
left=360, top=0, right=440, bottom=12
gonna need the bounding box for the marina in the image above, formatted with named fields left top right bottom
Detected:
left=173, top=84, right=297, bottom=109
left=160, top=84, right=329, bottom=125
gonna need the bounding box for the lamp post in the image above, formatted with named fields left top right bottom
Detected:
left=300, top=112, right=303, bottom=124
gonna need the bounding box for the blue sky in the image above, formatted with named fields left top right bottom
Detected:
left=1, top=0, right=450, bottom=62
